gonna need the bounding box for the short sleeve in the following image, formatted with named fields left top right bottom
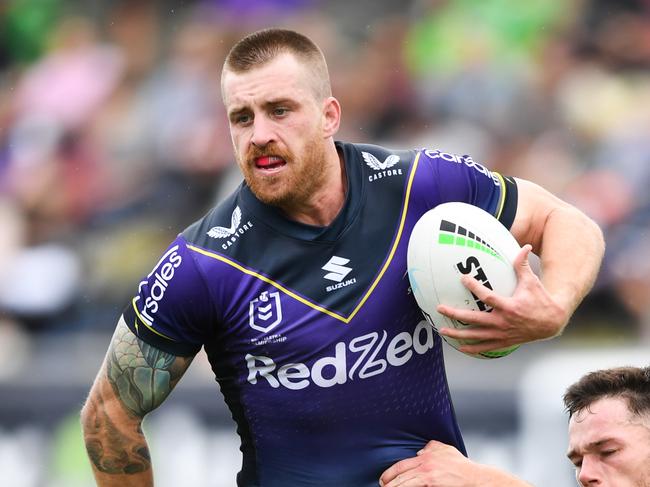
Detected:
left=417, top=148, right=518, bottom=229
left=122, top=236, right=214, bottom=356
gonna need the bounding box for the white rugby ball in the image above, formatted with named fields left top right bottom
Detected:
left=407, top=202, right=521, bottom=359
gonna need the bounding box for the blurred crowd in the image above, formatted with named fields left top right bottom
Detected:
left=0, top=0, right=649, bottom=345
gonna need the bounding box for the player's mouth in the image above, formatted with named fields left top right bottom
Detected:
left=254, top=155, right=287, bottom=173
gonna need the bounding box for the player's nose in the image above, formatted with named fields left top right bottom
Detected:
left=250, top=116, right=276, bottom=148
left=577, top=456, right=601, bottom=485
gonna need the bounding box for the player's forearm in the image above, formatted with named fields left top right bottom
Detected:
left=81, top=373, right=153, bottom=486
left=538, top=204, right=604, bottom=324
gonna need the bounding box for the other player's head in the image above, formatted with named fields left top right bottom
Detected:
left=221, top=29, right=341, bottom=208
left=564, top=366, right=650, bottom=487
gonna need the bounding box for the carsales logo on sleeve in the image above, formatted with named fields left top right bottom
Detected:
left=134, top=245, right=183, bottom=326
left=423, top=149, right=500, bottom=186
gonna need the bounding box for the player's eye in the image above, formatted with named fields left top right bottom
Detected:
left=600, top=449, right=618, bottom=458
left=230, top=112, right=252, bottom=126
left=236, top=114, right=252, bottom=125
left=272, top=107, right=288, bottom=117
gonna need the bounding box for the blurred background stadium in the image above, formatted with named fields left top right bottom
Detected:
left=0, top=0, right=649, bottom=485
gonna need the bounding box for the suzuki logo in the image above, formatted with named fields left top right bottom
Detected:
left=322, top=256, right=352, bottom=282
left=249, top=291, right=282, bottom=333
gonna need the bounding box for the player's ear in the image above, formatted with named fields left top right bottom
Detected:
left=322, top=96, right=341, bottom=138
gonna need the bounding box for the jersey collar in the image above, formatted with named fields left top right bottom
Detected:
left=239, top=141, right=364, bottom=242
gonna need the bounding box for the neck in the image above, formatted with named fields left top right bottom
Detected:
left=282, top=143, right=346, bottom=226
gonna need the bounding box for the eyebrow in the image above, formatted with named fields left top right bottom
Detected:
left=567, top=438, right=618, bottom=461
left=227, top=98, right=298, bottom=121
left=263, top=98, right=294, bottom=107
left=229, top=98, right=295, bottom=113
left=228, top=107, right=248, bottom=119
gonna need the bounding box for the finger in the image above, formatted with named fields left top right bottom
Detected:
left=513, top=244, right=534, bottom=281
left=439, top=325, right=520, bottom=352
left=379, top=456, right=422, bottom=484
left=420, top=440, right=449, bottom=453
left=436, top=306, right=498, bottom=327
left=418, top=440, right=459, bottom=459
left=438, top=326, right=504, bottom=342
left=459, top=275, right=507, bottom=310
left=383, top=471, right=421, bottom=487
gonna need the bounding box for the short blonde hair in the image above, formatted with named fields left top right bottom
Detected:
left=222, top=28, right=331, bottom=100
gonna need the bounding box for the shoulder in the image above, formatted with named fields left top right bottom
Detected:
left=417, top=147, right=500, bottom=180
left=181, top=185, right=248, bottom=248
left=342, top=141, right=418, bottom=169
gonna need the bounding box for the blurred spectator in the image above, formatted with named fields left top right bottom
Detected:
left=0, top=0, right=648, bottom=341
left=8, top=16, right=123, bottom=235
left=0, top=1, right=650, bottom=485
left=143, top=6, right=234, bottom=219
left=0, top=15, right=122, bottom=331
left=558, top=0, right=650, bottom=340
left=0, top=0, right=63, bottom=68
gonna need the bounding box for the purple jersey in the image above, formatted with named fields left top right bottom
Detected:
left=123, top=141, right=518, bottom=486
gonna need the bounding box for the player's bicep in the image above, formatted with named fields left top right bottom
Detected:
left=509, top=177, right=571, bottom=252
left=104, top=315, right=194, bottom=418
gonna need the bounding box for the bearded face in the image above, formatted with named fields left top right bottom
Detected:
left=223, top=53, right=341, bottom=218
left=237, top=132, right=328, bottom=209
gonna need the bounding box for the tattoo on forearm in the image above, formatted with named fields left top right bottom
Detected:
left=84, top=393, right=151, bottom=474
left=83, top=320, right=192, bottom=475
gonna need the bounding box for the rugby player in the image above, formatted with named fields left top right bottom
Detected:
left=81, top=29, right=604, bottom=486
left=566, top=366, right=650, bottom=487
left=380, top=366, right=650, bottom=487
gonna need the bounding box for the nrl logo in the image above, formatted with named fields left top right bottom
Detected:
left=362, top=152, right=403, bottom=182
left=249, top=291, right=283, bottom=333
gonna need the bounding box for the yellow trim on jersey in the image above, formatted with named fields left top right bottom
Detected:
left=493, top=171, right=508, bottom=220
left=186, top=244, right=348, bottom=321
left=345, top=151, right=421, bottom=322
left=131, top=298, right=176, bottom=340
left=186, top=151, right=422, bottom=325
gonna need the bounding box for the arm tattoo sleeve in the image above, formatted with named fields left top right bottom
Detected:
left=106, top=321, right=190, bottom=417
left=85, top=410, right=151, bottom=476
left=83, top=319, right=193, bottom=475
